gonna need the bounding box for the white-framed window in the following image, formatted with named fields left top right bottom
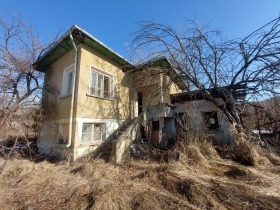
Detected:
left=89, top=66, right=114, bottom=99
left=61, top=64, right=75, bottom=96
left=81, top=123, right=104, bottom=143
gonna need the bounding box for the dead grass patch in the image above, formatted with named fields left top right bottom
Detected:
left=224, top=165, right=255, bottom=179
left=178, top=139, right=220, bottom=166
left=0, top=158, right=90, bottom=210
left=212, top=182, right=280, bottom=210
left=1, top=140, right=280, bottom=210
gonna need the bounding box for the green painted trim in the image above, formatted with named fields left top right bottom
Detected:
left=36, top=37, right=79, bottom=70
left=35, top=29, right=132, bottom=71
left=130, top=57, right=187, bottom=91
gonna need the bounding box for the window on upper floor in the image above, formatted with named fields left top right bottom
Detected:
left=61, top=64, right=75, bottom=96
left=89, top=66, right=114, bottom=99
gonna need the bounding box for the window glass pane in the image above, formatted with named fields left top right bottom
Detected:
left=89, top=87, right=95, bottom=95
left=98, top=74, right=103, bottom=88
left=104, top=76, right=110, bottom=98
left=96, top=74, right=103, bottom=96
left=67, top=72, right=73, bottom=95
left=82, top=123, right=92, bottom=133
left=90, top=71, right=97, bottom=95
left=93, top=124, right=102, bottom=140
left=91, top=71, right=97, bottom=86
left=93, top=133, right=101, bottom=140
left=81, top=123, right=103, bottom=142
left=89, top=67, right=113, bottom=98
left=82, top=124, right=92, bottom=143
left=82, top=133, right=92, bottom=142
left=94, top=124, right=101, bottom=133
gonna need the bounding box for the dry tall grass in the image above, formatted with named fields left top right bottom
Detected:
left=1, top=115, right=280, bottom=209
left=1, top=135, right=280, bottom=210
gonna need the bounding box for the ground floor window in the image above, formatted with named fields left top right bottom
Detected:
left=82, top=123, right=103, bottom=143
left=203, top=111, right=219, bottom=130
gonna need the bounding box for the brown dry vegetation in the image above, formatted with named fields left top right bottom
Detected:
left=0, top=140, right=280, bottom=210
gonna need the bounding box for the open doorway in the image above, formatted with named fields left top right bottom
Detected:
left=138, top=92, right=143, bottom=116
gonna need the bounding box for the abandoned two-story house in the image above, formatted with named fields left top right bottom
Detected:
left=34, top=25, right=234, bottom=161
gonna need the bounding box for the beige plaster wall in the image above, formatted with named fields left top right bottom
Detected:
left=43, top=48, right=77, bottom=120
left=39, top=44, right=182, bottom=159
left=43, top=44, right=131, bottom=121
left=162, top=74, right=182, bottom=104
left=135, top=71, right=182, bottom=111
left=40, top=44, right=132, bottom=158
left=138, top=84, right=160, bottom=109
left=76, top=45, right=131, bottom=120
left=130, top=68, right=161, bottom=88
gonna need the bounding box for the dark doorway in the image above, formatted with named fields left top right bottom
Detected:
left=162, top=117, right=176, bottom=147
left=138, top=92, right=143, bottom=116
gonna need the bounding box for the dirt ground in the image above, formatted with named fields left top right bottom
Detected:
left=0, top=142, right=280, bottom=210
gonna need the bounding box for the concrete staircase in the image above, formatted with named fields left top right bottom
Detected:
left=91, top=116, right=142, bottom=163
left=111, top=115, right=142, bottom=163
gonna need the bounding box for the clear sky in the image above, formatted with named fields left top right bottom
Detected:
left=1, top=0, right=280, bottom=58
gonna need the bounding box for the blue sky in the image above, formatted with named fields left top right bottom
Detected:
left=1, top=0, right=280, bottom=58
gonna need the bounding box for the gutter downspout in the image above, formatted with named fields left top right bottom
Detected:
left=160, top=74, right=164, bottom=104
left=66, top=33, right=78, bottom=148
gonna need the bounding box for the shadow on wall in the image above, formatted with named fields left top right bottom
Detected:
left=76, top=67, right=131, bottom=123
left=77, top=116, right=141, bottom=163
left=175, top=101, right=233, bottom=144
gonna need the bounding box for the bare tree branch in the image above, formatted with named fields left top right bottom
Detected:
left=131, top=18, right=280, bottom=132
left=0, top=14, right=59, bottom=146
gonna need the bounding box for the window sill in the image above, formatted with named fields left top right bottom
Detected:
left=78, top=140, right=103, bottom=148
left=86, top=93, right=114, bottom=101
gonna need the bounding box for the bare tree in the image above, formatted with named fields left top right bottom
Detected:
left=0, top=14, right=58, bottom=146
left=243, top=97, right=280, bottom=141
left=131, top=18, right=280, bottom=132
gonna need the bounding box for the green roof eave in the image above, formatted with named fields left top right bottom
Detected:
left=34, top=25, right=132, bottom=72
left=130, top=57, right=187, bottom=91
left=35, top=37, right=79, bottom=70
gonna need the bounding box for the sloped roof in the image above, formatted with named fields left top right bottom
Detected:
left=34, top=25, right=132, bottom=71
left=130, top=57, right=187, bottom=90
left=171, top=84, right=247, bottom=103
left=33, top=26, right=187, bottom=91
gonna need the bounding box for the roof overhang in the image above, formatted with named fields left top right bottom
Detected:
left=171, top=84, right=247, bottom=103
left=129, top=57, right=187, bottom=90
left=34, top=25, right=132, bottom=72
left=33, top=26, right=187, bottom=90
